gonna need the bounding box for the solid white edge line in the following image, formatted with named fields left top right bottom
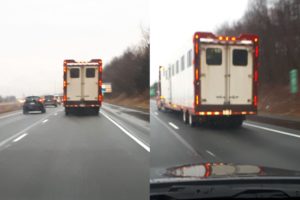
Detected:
left=0, top=111, right=22, bottom=120
left=154, top=112, right=158, bottom=116
left=101, top=111, right=150, bottom=152
left=206, top=150, right=216, bottom=157
left=13, top=133, right=27, bottom=142
left=42, top=119, right=48, bottom=123
left=103, top=103, right=149, bottom=115
left=168, top=122, right=179, bottom=130
left=244, top=122, right=300, bottom=139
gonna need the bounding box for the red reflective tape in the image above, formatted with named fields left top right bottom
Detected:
left=255, top=46, right=259, bottom=57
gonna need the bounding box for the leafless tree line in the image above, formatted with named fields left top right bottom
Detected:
left=217, top=0, right=300, bottom=85
left=103, top=28, right=149, bottom=98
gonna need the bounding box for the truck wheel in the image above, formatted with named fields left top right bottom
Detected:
left=183, top=111, right=188, bottom=124
left=23, top=109, right=28, bottom=115
left=188, top=113, right=196, bottom=127
left=94, top=108, right=99, bottom=116
left=65, top=108, right=69, bottom=116
left=232, top=118, right=243, bottom=128
left=41, top=108, right=46, bottom=113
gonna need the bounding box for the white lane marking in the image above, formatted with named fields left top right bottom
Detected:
left=206, top=150, right=216, bottom=157
left=0, top=115, right=50, bottom=148
left=13, top=133, right=27, bottom=142
left=54, top=113, right=58, bottom=116
left=152, top=114, right=199, bottom=156
left=0, top=111, right=22, bottom=120
left=42, top=119, right=48, bottom=123
left=101, top=111, right=150, bottom=152
left=169, top=122, right=179, bottom=130
left=154, top=112, right=158, bottom=116
left=244, top=122, right=300, bottom=139
left=103, top=103, right=149, bottom=115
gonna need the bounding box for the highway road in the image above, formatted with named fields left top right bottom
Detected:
left=0, top=103, right=149, bottom=200
left=150, top=100, right=300, bottom=179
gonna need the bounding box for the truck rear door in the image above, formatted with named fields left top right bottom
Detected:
left=228, top=45, right=253, bottom=105
left=83, top=66, right=99, bottom=101
left=67, top=67, right=81, bottom=101
left=200, top=45, right=226, bottom=105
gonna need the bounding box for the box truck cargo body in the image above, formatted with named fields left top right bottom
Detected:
left=63, top=59, right=102, bottom=115
left=157, top=32, right=259, bottom=127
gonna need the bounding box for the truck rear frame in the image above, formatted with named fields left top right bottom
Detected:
left=63, top=59, right=103, bottom=115
left=157, top=32, right=259, bottom=127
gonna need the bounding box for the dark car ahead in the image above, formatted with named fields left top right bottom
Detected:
left=43, top=95, right=58, bottom=107
left=23, top=96, right=46, bottom=114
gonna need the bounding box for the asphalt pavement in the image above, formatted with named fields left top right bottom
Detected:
left=150, top=100, right=300, bottom=179
left=0, top=103, right=149, bottom=200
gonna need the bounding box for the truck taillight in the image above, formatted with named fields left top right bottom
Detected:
left=195, top=69, right=199, bottom=81
left=64, top=66, right=67, bottom=73
left=254, top=95, right=257, bottom=107
left=63, top=81, right=67, bottom=87
left=254, top=70, right=258, bottom=82
left=99, top=66, right=102, bottom=72
left=196, top=95, right=199, bottom=105
left=255, top=46, right=259, bottom=58
left=98, top=94, right=102, bottom=102
left=99, top=80, right=102, bottom=86
left=63, top=95, right=67, bottom=102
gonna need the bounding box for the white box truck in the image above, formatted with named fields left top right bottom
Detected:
left=156, top=32, right=259, bottom=127
left=63, top=59, right=102, bottom=115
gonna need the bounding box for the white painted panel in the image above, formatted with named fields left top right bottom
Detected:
left=229, top=46, right=253, bottom=105
left=67, top=67, right=81, bottom=101
left=83, top=67, right=98, bottom=101
left=200, top=45, right=226, bottom=105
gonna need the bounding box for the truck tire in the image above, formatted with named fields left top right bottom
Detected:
left=65, top=108, right=69, bottom=116
left=157, top=105, right=161, bottom=111
left=94, top=108, right=99, bottom=116
left=231, top=116, right=243, bottom=128
left=183, top=111, right=188, bottom=124
left=23, top=109, right=28, bottom=115
left=188, top=113, right=196, bottom=127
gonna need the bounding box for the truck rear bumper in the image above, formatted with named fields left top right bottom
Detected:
left=194, top=105, right=256, bottom=116
left=64, top=101, right=101, bottom=108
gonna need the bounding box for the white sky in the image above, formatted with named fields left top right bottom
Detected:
left=0, top=0, right=148, bottom=97
left=150, top=0, right=249, bottom=85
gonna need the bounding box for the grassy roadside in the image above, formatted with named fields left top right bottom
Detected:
left=258, top=84, right=300, bottom=118
left=103, top=92, right=149, bottom=113
left=0, top=103, right=22, bottom=114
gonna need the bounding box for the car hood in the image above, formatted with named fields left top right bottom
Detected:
left=151, top=162, right=300, bottom=183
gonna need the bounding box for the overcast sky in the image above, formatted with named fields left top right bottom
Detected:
left=150, top=0, right=249, bottom=85
left=0, top=0, right=148, bottom=98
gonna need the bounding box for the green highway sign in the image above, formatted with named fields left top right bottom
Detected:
left=290, top=69, right=298, bottom=94
left=150, top=88, right=156, bottom=97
